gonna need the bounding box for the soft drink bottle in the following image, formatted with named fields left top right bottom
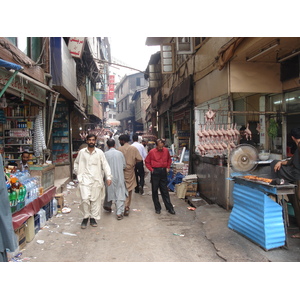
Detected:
left=10, top=190, right=17, bottom=213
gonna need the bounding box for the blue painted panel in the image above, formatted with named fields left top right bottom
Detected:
left=228, top=183, right=285, bottom=250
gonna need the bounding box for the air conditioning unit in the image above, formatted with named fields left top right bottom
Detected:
left=176, top=37, right=194, bottom=54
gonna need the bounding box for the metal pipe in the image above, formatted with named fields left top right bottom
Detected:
left=0, top=70, right=20, bottom=98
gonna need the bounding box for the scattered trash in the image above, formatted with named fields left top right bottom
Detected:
left=22, top=257, right=35, bottom=261
left=36, top=240, right=45, bottom=244
left=132, top=209, right=141, bottom=212
left=68, top=181, right=75, bottom=186
left=62, top=207, right=71, bottom=214
left=187, top=207, right=196, bottom=211
left=10, top=257, right=22, bottom=262
left=191, top=198, right=203, bottom=201
left=173, top=233, right=185, bottom=237
left=62, top=232, right=77, bottom=236
left=56, top=214, right=63, bottom=218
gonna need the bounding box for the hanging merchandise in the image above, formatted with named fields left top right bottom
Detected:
left=196, top=107, right=241, bottom=157
left=34, top=109, right=47, bottom=158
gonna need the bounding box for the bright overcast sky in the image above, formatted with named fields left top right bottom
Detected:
left=109, top=36, right=160, bottom=73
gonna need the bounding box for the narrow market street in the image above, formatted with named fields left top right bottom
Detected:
left=17, top=177, right=300, bottom=262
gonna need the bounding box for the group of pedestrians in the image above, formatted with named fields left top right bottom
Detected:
left=73, top=132, right=175, bottom=229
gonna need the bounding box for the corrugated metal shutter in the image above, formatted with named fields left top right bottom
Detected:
left=228, top=183, right=285, bottom=250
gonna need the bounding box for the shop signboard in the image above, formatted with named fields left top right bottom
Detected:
left=108, top=75, right=115, bottom=100
left=0, top=68, right=46, bottom=104
left=88, top=95, right=102, bottom=119
left=68, top=37, right=86, bottom=58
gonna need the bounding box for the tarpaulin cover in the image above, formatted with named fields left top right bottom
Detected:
left=228, top=183, right=285, bottom=250
left=12, top=186, right=56, bottom=229
left=0, top=59, right=23, bottom=71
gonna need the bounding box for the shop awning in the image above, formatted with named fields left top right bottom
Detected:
left=0, top=58, right=23, bottom=71
left=0, top=59, right=23, bottom=98
left=172, top=75, right=193, bottom=106
left=0, top=58, right=58, bottom=95
left=73, top=101, right=88, bottom=119
left=217, top=37, right=245, bottom=71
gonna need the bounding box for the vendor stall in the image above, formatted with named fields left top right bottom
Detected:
left=12, top=185, right=56, bottom=230
left=228, top=175, right=295, bottom=250
left=4, top=163, right=56, bottom=237
left=224, top=144, right=295, bottom=250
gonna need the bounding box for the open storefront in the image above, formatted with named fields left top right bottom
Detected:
left=1, top=59, right=58, bottom=253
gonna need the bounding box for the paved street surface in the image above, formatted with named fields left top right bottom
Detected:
left=16, top=177, right=300, bottom=262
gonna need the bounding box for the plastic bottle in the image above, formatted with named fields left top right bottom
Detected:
left=10, top=177, right=20, bottom=210
left=37, top=209, right=46, bottom=228
left=19, top=185, right=26, bottom=209
left=52, top=198, right=58, bottom=216
left=10, top=190, right=17, bottom=213
left=24, top=179, right=31, bottom=206
left=7, top=189, right=12, bottom=210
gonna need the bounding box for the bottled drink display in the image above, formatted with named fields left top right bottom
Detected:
left=5, top=170, right=41, bottom=213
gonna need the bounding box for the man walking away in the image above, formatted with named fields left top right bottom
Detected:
left=74, top=134, right=112, bottom=229
left=132, top=133, right=147, bottom=195
left=104, top=139, right=128, bottom=220
left=118, top=134, right=142, bottom=216
left=145, top=138, right=175, bottom=215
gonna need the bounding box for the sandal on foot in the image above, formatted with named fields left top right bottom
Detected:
left=117, top=214, right=123, bottom=220
left=124, top=207, right=130, bottom=216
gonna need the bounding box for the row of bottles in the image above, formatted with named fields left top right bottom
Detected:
left=6, top=174, right=26, bottom=213
left=4, top=120, right=34, bottom=130
left=4, top=128, right=32, bottom=137
left=4, top=105, right=39, bottom=117
left=6, top=170, right=42, bottom=213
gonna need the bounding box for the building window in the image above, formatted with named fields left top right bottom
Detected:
left=5, top=37, right=43, bottom=62
left=136, top=77, right=140, bottom=86
left=161, top=43, right=175, bottom=74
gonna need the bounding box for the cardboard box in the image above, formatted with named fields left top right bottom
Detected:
left=55, top=193, right=64, bottom=211
left=186, top=182, right=197, bottom=191
left=185, top=182, right=198, bottom=197
left=14, top=223, right=26, bottom=250
left=25, top=216, right=35, bottom=243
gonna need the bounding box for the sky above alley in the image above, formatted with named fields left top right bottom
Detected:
left=109, top=36, right=160, bottom=74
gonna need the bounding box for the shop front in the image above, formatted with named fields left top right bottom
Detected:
left=157, top=75, right=194, bottom=168
left=192, top=60, right=283, bottom=209
left=1, top=59, right=58, bottom=252
left=0, top=61, right=57, bottom=167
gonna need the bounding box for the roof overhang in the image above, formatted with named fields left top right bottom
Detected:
left=145, top=37, right=172, bottom=46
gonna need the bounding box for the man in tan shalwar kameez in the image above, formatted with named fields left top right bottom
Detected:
left=118, top=134, right=142, bottom=216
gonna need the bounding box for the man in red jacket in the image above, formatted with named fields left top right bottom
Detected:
left=145, top=138, right=175, bottom=215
